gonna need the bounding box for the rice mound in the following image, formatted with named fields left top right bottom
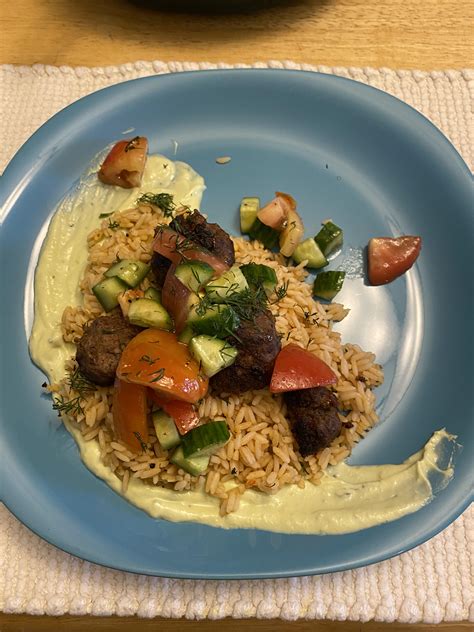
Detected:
left=53, top=205, right=383, bottom=516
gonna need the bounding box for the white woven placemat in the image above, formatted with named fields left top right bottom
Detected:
left=0, top=61, right=473, bottom=623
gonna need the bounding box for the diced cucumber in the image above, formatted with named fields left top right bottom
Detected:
left=239, top=263, right=277, bottom=296
left=178, top=325, right=194, bottom=344
left=92, top=277, right=128, bottom=312
left=314, top=221, right=343, bottom=256
left=152, top=410, right=181, bottom=450
left=175, top=261, right=215, bottom=293
left=240, top=197, right=260, bottom=234
left=205, top=265, right=249, bottom=303
left=127, top=298, right=173, bottom=330
left=104, top=259, right=150, bottom=288
left=144, top=287, right=162, bottom=302
left=189, top=335, right=238, bottom=377
left=248, top=218, right=280, bottom=249
left=292, top=238, right=328, bottom=268
left=312, top=271, right=346, bottom=300
left=171, top=445, right=210, bottom=476
left=188, top=304, right=240, bottom=338
left=181, top=420, right=230, bottom=458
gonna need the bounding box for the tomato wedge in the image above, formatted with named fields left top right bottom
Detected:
left=116, top=328, right=208, bottom=403
left=152, top=227, right=229, bottom=275
left=368, top=236, right=422, bottom=285
left=112, top=379, right=149, bottom=451
left=161, top=264, right=191, bottom=334
left=270, top=344, right=338, bottom=393
left=148, top=390, right=200, bottom=435
left=98, top=136, right=148, bottom=189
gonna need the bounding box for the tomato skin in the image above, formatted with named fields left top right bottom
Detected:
left=152, top=227, right=229, bottom=275
left=112, top=379, right=149, bottom=451
left=148, top=390, right=200, bottom=435
left=270, top=344, right=337, bottom=393
left=98, top=136, right=148, bottom=188
left=368, top=236, right=422, bottom=286
left=161, top=264, right=191, bottom=334
left=116, top=328, right=208, bottom=403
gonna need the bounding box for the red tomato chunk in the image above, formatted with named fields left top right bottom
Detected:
left=368, top=236, right=422, bottom=286
left=270, top=344, right=337, bottom=393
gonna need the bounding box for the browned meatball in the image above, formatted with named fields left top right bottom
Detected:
left=284, top=387, right=341, bottom=457
left=210, top=309, right=281, bottom=394
left=76, top=309, right=141, bottom=386
left=171, top=210, right=235, bottom=268
left=151, top=210, right=235, bottom=287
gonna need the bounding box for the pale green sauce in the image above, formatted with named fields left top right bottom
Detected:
left=29, top=154, right=456, bottom=534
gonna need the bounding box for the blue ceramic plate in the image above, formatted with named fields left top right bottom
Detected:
left=0, top=70, right=472, bottom=579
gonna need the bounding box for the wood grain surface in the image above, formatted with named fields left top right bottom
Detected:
left=1, top=0, right=473, bottom=69
left=0, top=617, right=473, bottom=631
left=1, top=1, right=472, bottom=630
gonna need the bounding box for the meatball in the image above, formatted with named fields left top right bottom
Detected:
left=76, top=308, right=141, bottom=386
left=171, top=210, right=235, bottom=268
left=284, top=387, right=341, bottom=457
left=151, top=210, right=235, bottom=288
left=210, top=309, right=281, bottom=394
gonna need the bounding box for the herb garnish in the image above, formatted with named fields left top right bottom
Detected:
left=99, top=212, right=114, bottom=219
left=108, top=219, right=120, bottom=230
left=272, top=281, right=289, bottom=302
left=133, top=431, right=148, bottom=452
left=139, top=354, right=160, bottom=365
left=136, top=192, right=176, bottom=217
left=124, top=136, right=140, bottom=152
left=52, top=368, right=97, bottom=417
left=150, top=368, right=166, bottom=382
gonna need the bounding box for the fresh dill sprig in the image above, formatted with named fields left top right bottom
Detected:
left=133, top=431, right=148, bottom=452
left=68, top=368, right=97, bottom=395
left=52, top=394, right=84, bottom=417
left=52, top=368, right=96, bottom=417
left=219, top=342, right=237, bottom=362
left=108, top=219, right=120, bottom=230
left=149, top=368, right=166, bottom=383
left=124, top=136, right=140, bottom=152
left=273, top=281, right=289, bottom=302
left=139, top=354, right=160, bottom=365
left=218, top=286, right=268, bottom=321
left=136, top=192, right=176, bottom=218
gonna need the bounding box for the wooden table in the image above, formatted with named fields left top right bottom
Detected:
left=1, top=1, right=472, bottom=630
left=1, top=0, right=472, bottom=68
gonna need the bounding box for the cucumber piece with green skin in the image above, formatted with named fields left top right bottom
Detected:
left=240, top=197, right=260, bottom=233
left=170, top=445, right=210, bottom=476
left=181, top=419, right=230, bottom=458
left=189, top=335, right=238, bottom=377
left=248, top=218, right=280, bottom=249
left=152, top=410, right=181, bottom=450
left=92, top=276, right=128, bottom=312
left=239, top=263, right=277, bottom=296
left=292, top=238, right=328, bottom=268
left=312, top=271, right=346, bottom=300
left=104, top=259, right=150, bottom=288
left=314, top=221, right=343, bottom=256
left=175, top=261, right=215, bottom=294
left=205, top=266, right=249, bottom=303
left=188, top=304, right=240, bottom=338
left=178, top=325, right=194, bottom=344
left=144, top=287, right=162, bottom=302
left=127, top=298, right=173, bottom=330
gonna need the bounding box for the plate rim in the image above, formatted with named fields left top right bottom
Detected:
left=0, top=68, right=472, bottom=579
